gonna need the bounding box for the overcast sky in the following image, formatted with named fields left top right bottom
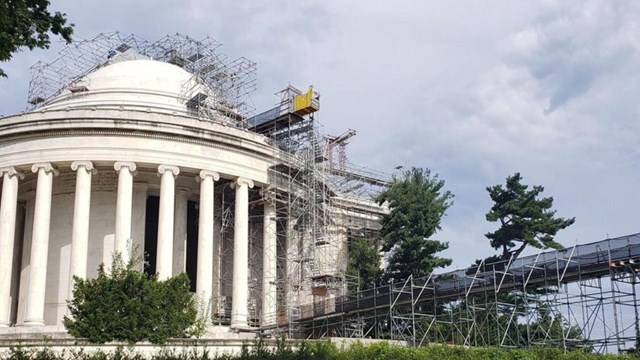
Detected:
left=1, top=1, right=639, bottom=269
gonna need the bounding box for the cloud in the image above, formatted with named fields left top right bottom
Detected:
left=394, top=1, right=640, bottom=267
left=504, top=1, right=640, bottom=112
left=1, top=1, right=639, bottom=269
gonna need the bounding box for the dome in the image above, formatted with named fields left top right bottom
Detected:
left=41, top=59, right=215, bottom=115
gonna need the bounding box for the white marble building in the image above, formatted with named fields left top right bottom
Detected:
left=0, top=36, right=387, bottom=337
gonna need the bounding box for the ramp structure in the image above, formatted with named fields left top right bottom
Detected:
left=297, top=233, right=640, bottom=354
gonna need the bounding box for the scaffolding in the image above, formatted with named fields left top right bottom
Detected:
left=244, top=86, right=389, bottom=337
left=26, top=33, right=640, bottom=354
left=27, top=32, right=256, bottom=122
left=296, top=233, right=640, bottom=354
left=24, top=32, right=390, bottom=340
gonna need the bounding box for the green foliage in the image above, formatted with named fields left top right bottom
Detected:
left=485, top=173, right=575, bottom=260
left=0, top=0, right=74, bottom=77
left=376, top=167, right=454, bottom=282
left=63, top=253, right=197, bottom=344
left=2, top=342, right=639, bottom=360
left=346, top=238, right=382, bottom=290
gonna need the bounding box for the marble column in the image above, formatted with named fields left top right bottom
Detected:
left=285, top=218, right=297, bottom=310
left=0, top=167, right=24, bottom=327
left=195, top=170, right=219, bottom=309
left=68, top=162, right=95, bottom=296
left=114, top=162, right=136, bottom=264
left=262, top=202, right=277, bottom=327
left=157, top=165, right=179, bottom=280
left=173, top=187, right=191, bottom=275
left=24, top=163, right=58, bottom=326
left=231, top=177, right=253, bottom=329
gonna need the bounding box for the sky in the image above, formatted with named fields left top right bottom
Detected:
left=1, top=1, right=639, bottom=270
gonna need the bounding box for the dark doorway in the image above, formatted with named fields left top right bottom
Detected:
left=186, top=200, right=198, bottom=292
left=144, top=196, right=159, bottom=275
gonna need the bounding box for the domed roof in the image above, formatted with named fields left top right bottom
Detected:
left=41, top=59, right=218, bottom=115
left=84, top=59, right=194, bottom=95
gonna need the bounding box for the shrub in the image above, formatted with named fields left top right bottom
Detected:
left=64, top=253, right=196, bottom=344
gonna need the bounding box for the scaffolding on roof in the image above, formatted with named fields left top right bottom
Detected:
left=27, top=32, right=256, bottom=121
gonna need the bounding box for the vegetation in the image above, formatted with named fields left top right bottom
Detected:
left=2, top=342, right=638, bottom=360
left=0, top=0, right=74, bottom=77
left=376, top=167, right=454, bottom=283
left=346, top=237, right=382, bottom=290
left=64, top=253, right=196, bottom=344
left=485, top=172, right=575, bottom=260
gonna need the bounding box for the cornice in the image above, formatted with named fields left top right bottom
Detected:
left=0, top=124, right=281, bottom=166
left=0, top=109, right=279, bottom=159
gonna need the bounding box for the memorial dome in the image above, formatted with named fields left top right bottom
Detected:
left=42, top=59, right=213, bottom=115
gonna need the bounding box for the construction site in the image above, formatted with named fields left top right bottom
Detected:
left=15, top=33, right=640, bottom=354
left=22, top=32, right=390, bottom=331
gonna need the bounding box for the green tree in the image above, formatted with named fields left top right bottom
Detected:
left=64, top=253, right=196, bottom=344
left=376, top=167, right=453, bottom=282
left=346, top=237, right=382, bottom=290
left=0, top=0, right=74, bottom=77
left=486, top=172, right=575, bottom=260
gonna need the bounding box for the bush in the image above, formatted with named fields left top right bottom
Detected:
left=63, top=253, right=196, bottom=344
left=2, top=343, right=640, bottom=360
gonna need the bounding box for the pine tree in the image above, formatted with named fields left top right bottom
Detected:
left=485, top=172, right=575, bottom=260
left=376, top=167, right=453, bottom=282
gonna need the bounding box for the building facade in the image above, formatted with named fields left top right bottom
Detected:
left=0, top=34, right=387, bottom=335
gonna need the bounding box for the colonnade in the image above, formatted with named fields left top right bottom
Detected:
left=0, top=162, right=279, bottom=330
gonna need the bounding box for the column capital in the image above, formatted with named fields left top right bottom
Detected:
left=114, top=161, right=137, bottom=172
left=0, top=166, right=24, bottom=180
left=31, top=162, right=59, bottom=176
left=232, top=177, right=254, bottom=189
left=158, top=164, right=180, bottom=177
left=71, top=161, right=97, bottom=174
left=197, top=170, right=220, bottom=182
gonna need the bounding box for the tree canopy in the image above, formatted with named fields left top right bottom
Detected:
left=485, top=172, right=575, bottom=260
left=376, top=167, right=453, bottom=282
left=0, top=0, right=74, bottom=77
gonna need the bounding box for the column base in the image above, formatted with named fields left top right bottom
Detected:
left=22, top=319, right=45, bottom=327
left=0, top=322, right=10, bottom=328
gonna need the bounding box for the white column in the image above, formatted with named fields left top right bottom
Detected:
left=0, top=167, right=24, bottom=327
left=285, top=218, right=297, bottom=311
left=195, top=170, right=219, bottom=308
left=24, top=163, right=58, bottom=326
left=173, top=187, right=191, bottom=275
left=68, top=162, right=95, bottom=296
left=114, top=162, right=136, bottom=264
left=262, top=202, right=277, bottom=327
left=231, top=177, right=254, bottom=329
left=157, top=165, right=179, bottom=280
